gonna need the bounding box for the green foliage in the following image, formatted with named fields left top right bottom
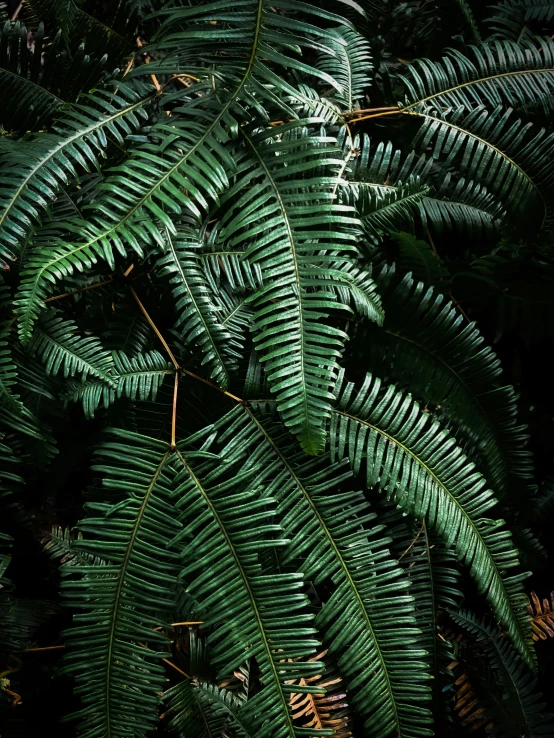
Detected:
left=2, top=0, right=554, bottom=736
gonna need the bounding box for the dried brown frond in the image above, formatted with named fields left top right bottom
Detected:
left=528, top=591, right=554, bottom=641
left=454, top=671, right=493, bottom=733
left=287, top=651, right=352, bottom=738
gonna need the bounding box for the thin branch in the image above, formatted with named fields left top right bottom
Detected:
left=171, top=370, right=179, bottom=449
left=44, top=278, right=114, bottom=303
left=181, top=367, right=243, bottom=404
left=398, top=520, right=425, bottom=561
left=129, top=286, right=180, bottom=370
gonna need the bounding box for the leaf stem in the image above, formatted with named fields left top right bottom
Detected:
left=171, top=370, right=179, bottom=449
left=129, top=286, right=180, bottom=370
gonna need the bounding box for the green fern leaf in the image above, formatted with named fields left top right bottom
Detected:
left=215, top=406, right=433, bottom=738
left=0, top=79, right=154, bottom=260
left=28, top=310, right=115, bottom=385
left=218, top=123, right=359, bottom=453
left=330, top=370, right=535, bottom=668
left=171, top=440, right=325, bottom=738
left=60, top=430, right=184, bottom=738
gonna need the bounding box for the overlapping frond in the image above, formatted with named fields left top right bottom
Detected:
left=218, top=123, right=358, bottom=453
left=361, top=271, right=534, bottom=499
left=156, top=227, right=239, bottom=388
left=317, top=26, right=373, bottom=112
left=409, top=105, right=554, bottom=230
left=0, top=79, right=154, bottom=260
left=28, top=309, right=115, bottom=384
left=398, top=37, right=554, bottom=113
left=214, top=405, right=433, bottom=737
left=171, top=438, right=323, bottom=738
left=330, top=370, right=534, bottom=668
left=451, top=610, right=553, bottom=737
left=65, top=349, right=173, bottom=418
left=60, top=429, right=182, bottom=738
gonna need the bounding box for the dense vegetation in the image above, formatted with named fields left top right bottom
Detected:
left=2, top=0, right=554, bottom=736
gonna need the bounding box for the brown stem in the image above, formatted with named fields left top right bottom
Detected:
left=344, top=106, right=399, bottom=117
left=20, top=645, right=66, bottom=652
left=348, top=109, right=403, bottom=125
left=44, top=278, right=115, bottom=303
left=129, top=286, right=180, bottom=370
left=171, top=370, right=179, bottom=449
left=180, top=368, right=243, bottom=404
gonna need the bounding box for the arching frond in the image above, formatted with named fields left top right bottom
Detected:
left=389, top=231, right=450, bottom=288
left=13, top=0, right=353, bottom=340
left=330, top=370, right=534, bottom=668
left=359, top=271, right=534, bottom=500
left=64, top=349, right=173, bottom=418
left=156, top=227, right=238, bottom=388
left=171, top=438, right=323, bottom=738
left=0, top=79, right=154, bottom=260
left=60, top=430, right=184, bottom=738
left=219, top=123, right=358, bottom=453
left=409, top=105, right=554, bottom=231
left=214, top=406, right=433, bottom=738
left=451, top=610, right=553, bottom=736
left=398, top=37, right=554, bottom=114
left=27, top=310, right=115, bottom=384
left=317, top=26, right=373, bottom=112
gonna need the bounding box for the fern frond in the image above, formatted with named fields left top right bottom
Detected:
left=219, top=123, right=358, bottom=453
left=0, top=79, right=154, bottom=260
left=361, top=271, right=534, bottom=499
left=409, top=105, right=554, bottom=230
left=451, top=610, right=553, bottom=736
left=528, top=592, right=554, bottom=641
left=65, top=349, right=173, bottom=418
left=399, top=37, right=554, bottom=114
left=156, top=227, right=237, bottom=388
left=61, top=429, right=184, bottom=738
left=317, top=26, right=373, bottom=112
left=214, top=406, right=433, bottom=738
left=42, top=525, right=106, bottom=566
left=389, top=231, right=450, bottom=288
left=356, top=179, right=430, bottom=246
left=171, top=439, right=324, bottom=738
left=28, top=310, right=115, bottom=385
left=330, top=370, right=534, bottom=668
left=14, top=0, right=355, bottom=339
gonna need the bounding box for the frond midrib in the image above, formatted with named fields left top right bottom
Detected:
left=165, top=230, right=227, bottom=375
left=241, top=130, right=311, bottom=446
left=404, top=109, right=547, bottom=226
left=401, top=66, right=554, bottom=112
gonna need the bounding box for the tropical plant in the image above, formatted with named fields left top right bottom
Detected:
left=2, top=0, right=554, bottom=736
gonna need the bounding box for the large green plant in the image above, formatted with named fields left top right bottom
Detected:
left=2, top=0, right=554, bottom=736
